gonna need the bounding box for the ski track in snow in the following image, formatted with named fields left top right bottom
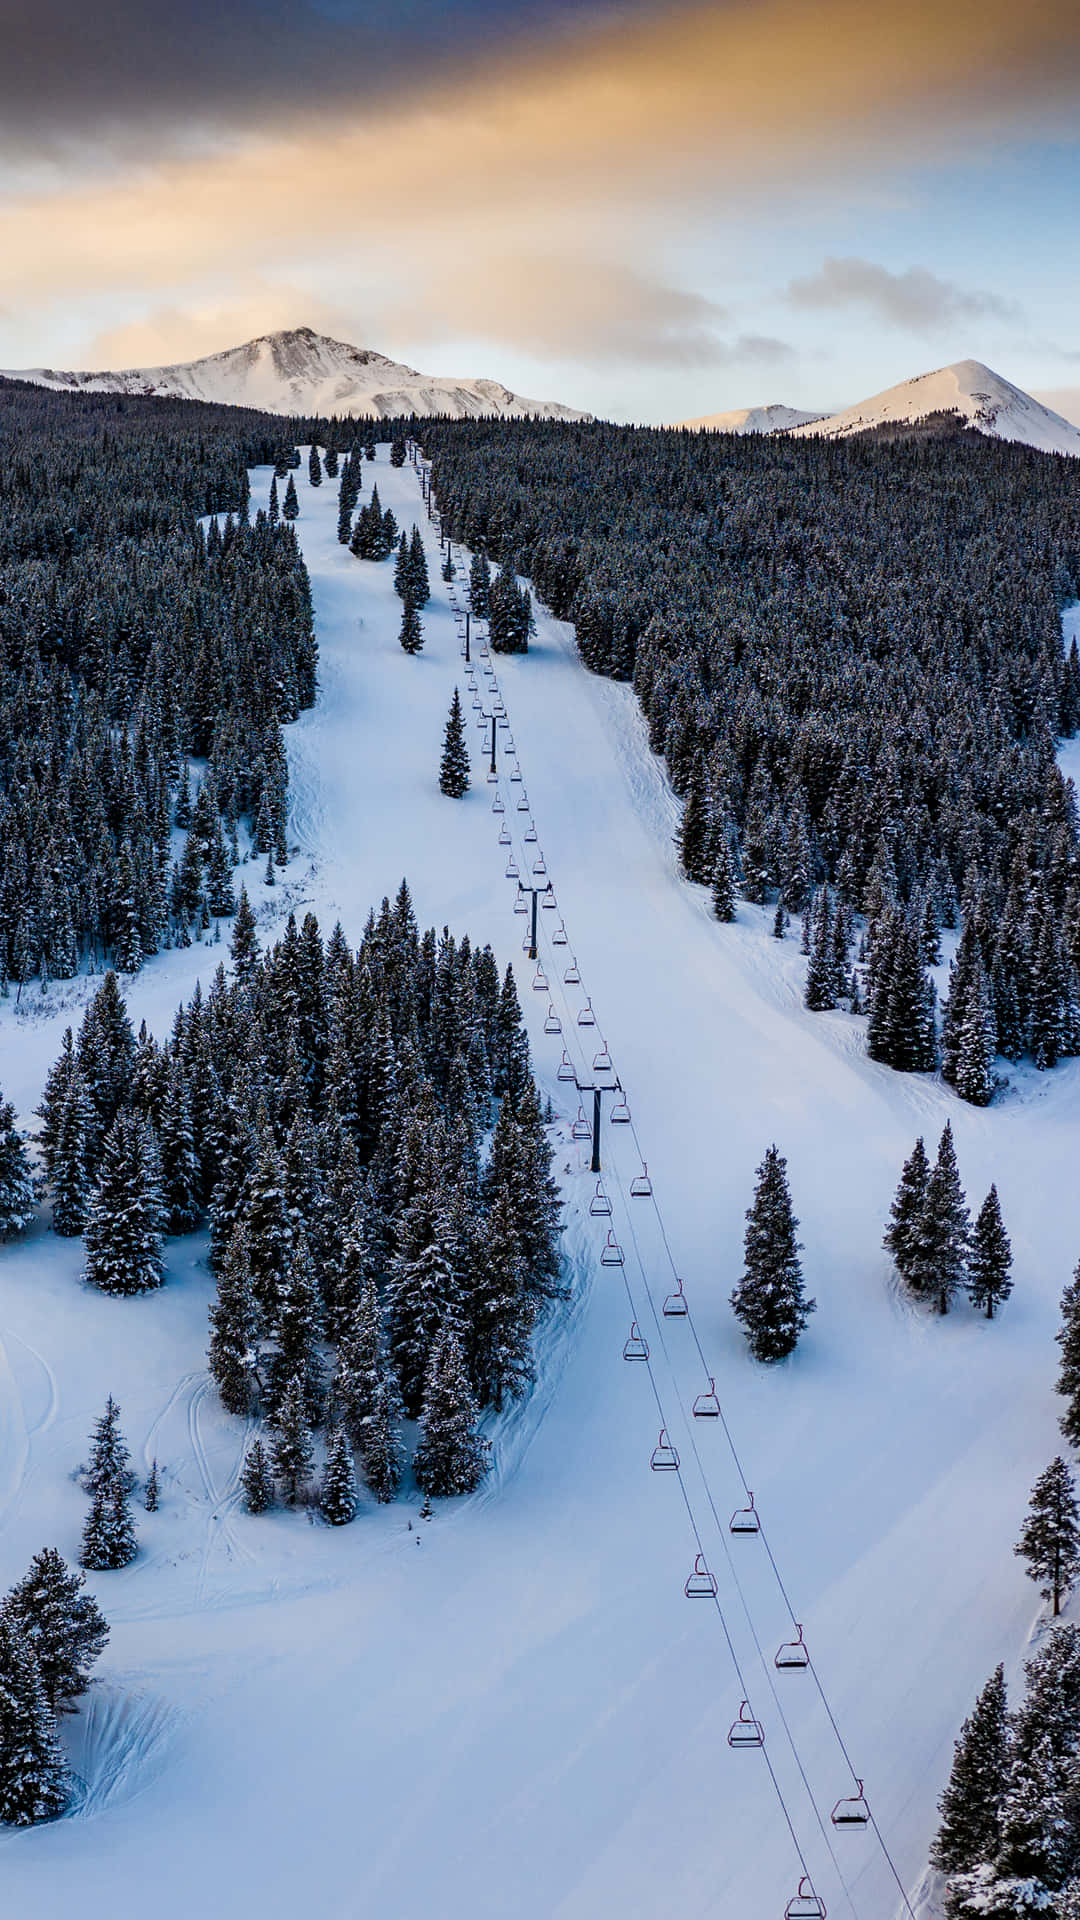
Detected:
left=0, top=454, right=1077, bottom=1918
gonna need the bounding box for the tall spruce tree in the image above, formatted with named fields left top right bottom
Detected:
left=882, top=1136, right=930, bottom=1289
left=966, top=1186, right=1013, bottom=1319
left=241, top=1438, right=275, bottom=1513
left=413, top=1325, right=490, bottom=1498
left=208, top=1225, right=262, bottom=1415
left=84, top=1396, right=134, bottom=1497
left=357, top=1373, right=405, bottom=1504
left=319, top=1427, right=359, bottom=1525
left=930, top=1665, right=1008, bottom=1876
left=399, top=596, right=424, bottom=656
left=1057, top=1264, right=1080, bottom=1449
left=270, top=1373, right=315, bottom=1505
left=1, top=1547, right=109, bottom=1712
left=1015, top=1457, right=1080, bottom=1616
left=439, top=689, right=470, bottom=798
left=907, top=1122, right=969, bottom=1314
left=730, top=1146, right=815, bottom=1362
left=83, top=1111, right=165, bottom=1296
left=80, top=1474, right=137, bottom=1571
left=0, top=1093, right=36, bottom=1238
left=711, top=838, right=736, bottom=922
left=0, top=1617, right=68, bottom=1826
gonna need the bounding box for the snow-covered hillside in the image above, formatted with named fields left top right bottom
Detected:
left=678, top=402, right=822, bottom=434
left=2, top=447, right=1079, bottom=1920
left=789, top=360, right=1080, bottom=455
left=0, top=326, right=591, bottom=421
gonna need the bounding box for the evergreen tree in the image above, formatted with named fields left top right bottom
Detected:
left=711, top=838, right=736, bottom=922
left=243, top=1124, right=292, bottom=1322
left=966, top=1186, right=1013, bottom=1319
left=208, top=1226, right=262, bottom=1415
left=144, top=1461, right=159, bottom=1512
left=676, top=772, right=712, bottom=885
left=241, top=1438, right=275, bottom=1513
left=268, top=1229, right=323, bottom=1422
left=0, top=1093, right=36, bottom=1237
left=882, top=1136, right=930, bottom=1288
left=408, top=525, right=430, bottom=605
left=804, top=889, right=838, bottom=1011
left=319, top=1427, right=359, bottom=1525
left=282, top=475, right=299, bottom=520
left=1, top=1547, right=108, bottom=1711
left=730, top=1146, right=815, bottom=1362
left=308, top=445, right=322, bottom=488
left=930, top=1665, right=1008, bottom=1876
left=907, top=1122, right=969, bottom=1314
left=230, top=885, right=259, bottom=981
left=1057, top=1263, right=1080, bottom=1450
left=399, top=596, right=424, bottom=656
left=84, top=1396, right=134, bottom=1497
left=158, top=1064, right=199, bottom=1233
left=270, top=1373, right=315, bottom=1505
left=80, top=1475, right=137, bottom=1571
left=439, top=688, right=470, bottom=797
left=83, top=1112, right=165, bottom=1296
left=0, top=1617, right=67, bottom=1826
left=1015, top=1457, right=1080, bottom=1616
left=413, top=1325, right=491, bottom=1498
left=357, top=1373, right=404, bottom=1504
left=469, top=550, right=491, bottom=620
left=953, top=957, right=997, bottom=1107
left=390, top=434, right=406, bottom=469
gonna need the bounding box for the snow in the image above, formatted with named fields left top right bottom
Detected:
left=1, top=450, right=1079, bottom=1919
left=788, top=360, right=1080, bottom=456
left=0, top=326, right=592, bottom=422
left=678, top=403, right=823, bottom=434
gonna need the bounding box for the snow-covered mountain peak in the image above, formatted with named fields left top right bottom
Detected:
left=788, top=358, right=1080, bottom=455
left=677, top=401, right=823, bottom=435
left=0, top=326, right=591, bottom=422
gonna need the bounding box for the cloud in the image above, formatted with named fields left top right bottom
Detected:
left=787, top=257, right=1023, bottom=331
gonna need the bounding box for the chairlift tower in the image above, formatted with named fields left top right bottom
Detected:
left=516, top=882, right=555, bottom=961
left=573, top=1069, right=622, bottom=1175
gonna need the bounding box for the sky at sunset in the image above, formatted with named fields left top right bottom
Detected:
left=1, top=0, right=1078, bottom=423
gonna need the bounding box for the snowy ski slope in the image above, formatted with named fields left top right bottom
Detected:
left=1, top=448, right=1079, bottom=1919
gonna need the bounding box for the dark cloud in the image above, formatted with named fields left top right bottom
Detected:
left=786, top=256, right=1022, bottom=331
left=0, top=0, right=664, bottom=152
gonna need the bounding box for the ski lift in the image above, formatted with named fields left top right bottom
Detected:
left=593, top=1043, right=613, bottom=1074
left=600, top=1229, right=624, bottom=1267
left=497, top=715, right=510, bottom=730
left=571, top=1106, right=591, bottom=1140
left=557, top=1050, right=576, bottom=1083
left=517, top=792, right=530, bottom=813
left=532, top=965, right=548, bottom=992
left=492, top=794, right=505, bottom=815
left=589, top=1180, right=612, bottom=1216
left=650, top=1428, right=679, bottom=1471
left=506, top=857, right=519, bottom=879
left=610, top=1093, right=631, bottom=1124
left=564, top=956, right=581, bottom=984
left=692, top=1377, right=721, bottom=1419
left=663, top=1278, right=688, bottom=1317
left=544, top=1005, right=562, bottom=1035
left=532, top=855, right=547, bottom=878
left=684, top=1554, right=717, bottom=1600
left=505, top=735, right=516, bottom=752
left=524, top=821, right=538, bottom=843
left=775, top=1624, right=810, bottom=1671
left=577, top=1000, right=596, bottom=1027
left=498, top=824, right=511, bottom=845
left=479, top=643, right=491, bottom=659
left=542, top=887, right=557, bottom=910
left=510, top=762, right=523, bottom=782
left=784, top=1878, right=826, bottom=1919
left=630, top=1163, right=652, bottom=1197
left=486, top=766, right=498, bottom=784
left=623, top=1321, right=649, bottom=1362
left=830, top=1782, right=869, bottom=1830
left=553, top=921, right=568, bottom=946
left=730, top=1492, right=760, bottom=1535
left=727, top=1702, right=765, bottom=1749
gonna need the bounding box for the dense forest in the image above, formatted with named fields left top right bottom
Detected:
left=418, top=417, right=1080, bottom=1092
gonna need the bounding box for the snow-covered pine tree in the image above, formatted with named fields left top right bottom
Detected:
left=439, top=689, right=470, bottom=798
left=208, top=1225, right=262, bottom=1415
left=308, top=445, right=322, bottom=488
left=676, top=769, right=712, bottom=885
left=267, top=1228, right=323, bottom=1422
left=84, top=1396, right=134, bottom=1497
left=387, top=1218, right=458, bottom=1420
left=0, top=1617, right=68, bottom=1826
left=282, top=475, right=299, bottom=520
left=80, top=1474, right=137, bottom=1571
left=241, top=1438, right=275, bottom=1513
left=966, top=1185, right=1013, bottom=1319
left=1057, top=1264, right=1080, bottom=1450
left=83, top=1111, right=165, bottom=1296
left=882, top=1136, right=930, bottom=1289
left=0, top=1092, right=36, bottom=1238
left=1015, top=1457, right=1080, bottom=1616
left=907, top=1121, right=969, bottom=1314
left=229, top=893, right=257, bottom=984
left=270, top=1373, right=316, bottom=1505
left=319, top=1427, right=359, bottom=1525
left=242, top=1122, right=292, bottom=1323
left=399, top=596, right=423, bottom=656
left=730, top=1145, right=815, bottom=1363
left=413, top=1325, right=491, bottom=1498
left=76, top=970, right=135, bottom=1166
left=408, top=525, right=430, bottom=605
left=357, top=1373, right=405, bottom=1504
left=158, top=1062, right=199, bottom=1234
left=953, top=956, right=997, bottom=1107
left=468, top=1186, right=534, bottom=1410
left=469, top=550, right=491, bottom=620
left=930, top=1664, right=1008, bottom=1875
left=144, top=1461, right=159, bottom=1511
left=0, top=1547, right=109, bottom=1712
left=711, top=837, right=736, bottom=922
left=804, top=889, right=838, bottom=1011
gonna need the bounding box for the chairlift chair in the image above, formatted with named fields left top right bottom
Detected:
left=730, top=1492, right=760, bottom=1535
left=497, top=715, right=510, bottom=730
left=517, top=792, right=530, bottom=812
left=727, top=1702, right=765, bottom=1749
left=610, top=1093, right=631, bottom=1124
left=684, top=1554, right=718, bottom=1600
left=775, top=1624, right=810, bottom=1671
left=830, top=1782, right=869, bottom=1830
left=544, top=1005, right=561, bottom=1034
left=564, top=957, right=581, bottom=984
left=650, top=1428, right=679, bottom=1471
left=532, top=965, right=548, bottom=992
left=542, top=887, right=557, bottom=909
left=629, top=1163, right=652, bottom=1197
left=498, top=824, right=511, bottom=845
left=553, top=921, right=568, bottom=946
left=622, top=1321, right=649, bottom=1361
left=532, top=853, right=548, bottom=876
left=600, top=1229, right=624, bottom=1267
left=577, top=1000, right=597, bottom=1027
left=492, top=795, right=505, bottom=815
left=524, top=821, right=538, bottom=842
left=505, top=735, right=516, bottom=752
left=510, top=762, right=523, bottom=782
left=589, top=1180, right=612, bottom=1216
left=663, top=1278, right=688, bottom=1317
left=593, top=1043, right=613, bottom=1074
left=784, top=1878, right=826, bottom=1919
left=571, top=1106, right=591, bottom=1141
left=486, top=767, right=498, bottom=784
left=506, top=858, right=519, bottom=880
left=692, top=1377, right=721, bottom=1419
left=557, top=1050, right=576, bottom=1082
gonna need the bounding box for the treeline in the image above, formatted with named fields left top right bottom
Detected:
left=0, top=379, right=316, bottom=988
left=416, top=417, right=1080, bottom=1093
left=32, top=881, right=562, bottom=1503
